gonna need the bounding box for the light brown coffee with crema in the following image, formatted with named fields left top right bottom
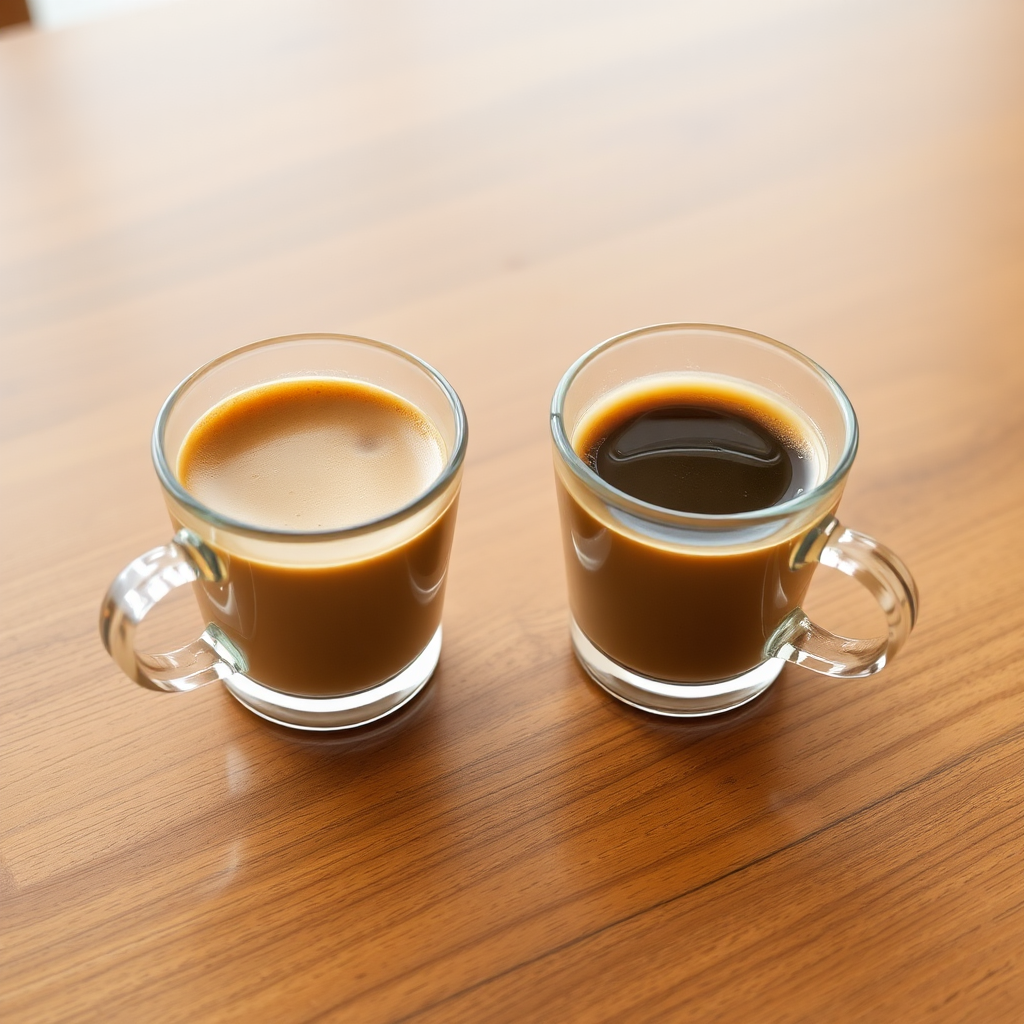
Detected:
left=177, top=378, right=457, bottom=696
left=557, top=377, right=831, bottom=682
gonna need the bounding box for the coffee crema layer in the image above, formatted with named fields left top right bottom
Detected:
left=178, top=378, right=446, bottom=532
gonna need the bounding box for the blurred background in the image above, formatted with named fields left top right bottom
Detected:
left=36, top=0, right=172, bottom=29
left=3, top=0, right=1020, bottom=482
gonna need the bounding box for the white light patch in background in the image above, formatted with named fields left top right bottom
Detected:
left=28, top=0, right=179, bottom=30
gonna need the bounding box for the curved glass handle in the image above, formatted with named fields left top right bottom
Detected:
left=99, top=528, right=245, bottom=692
left=767, top=516, right=920, bottom=678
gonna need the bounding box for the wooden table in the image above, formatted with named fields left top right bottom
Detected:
left=2, top=1, right=1022, bottom=1020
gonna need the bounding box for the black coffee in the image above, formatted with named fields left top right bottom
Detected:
left=582, top=390, right=816, bottom=515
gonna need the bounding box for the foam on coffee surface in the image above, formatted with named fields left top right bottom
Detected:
left=178, top=378, right=447, bottom=531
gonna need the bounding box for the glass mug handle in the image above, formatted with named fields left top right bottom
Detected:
left=99, top=528, right=245, bottom=692
left=767, top=516, right=920, bottom=677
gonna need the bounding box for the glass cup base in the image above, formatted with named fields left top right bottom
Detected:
left=222, top=626, right=442, bottom=731
left=570, top=618, right=782, bottom=717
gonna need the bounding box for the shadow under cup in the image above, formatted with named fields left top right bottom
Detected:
left=551, top=324, right=919, bottom=717
left=101, top=334, right=467, bottom=730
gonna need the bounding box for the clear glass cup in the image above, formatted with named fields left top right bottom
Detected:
left=550, top=323, right=919, bottom=717
left=100, top=333, right=467, bottom=730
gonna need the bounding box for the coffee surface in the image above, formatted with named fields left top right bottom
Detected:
left=178, top=378, right=446, bottom=531
left=577, top=379, right=818, bottom=514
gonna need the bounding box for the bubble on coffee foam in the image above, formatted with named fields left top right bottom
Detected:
left=264, top=419, right=445, bottom=530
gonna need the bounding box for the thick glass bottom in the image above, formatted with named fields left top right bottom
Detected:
left=570, top=618, right=782, bottom=717
left=223, top=626, right=442, bottom=730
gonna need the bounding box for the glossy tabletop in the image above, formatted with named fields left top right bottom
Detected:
left=2, top=1, right=1023, bottom=1020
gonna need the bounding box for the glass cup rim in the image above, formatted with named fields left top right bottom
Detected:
left=549, top=322, right=859, bottom=527
left=153, top=332, right=468, bottom=542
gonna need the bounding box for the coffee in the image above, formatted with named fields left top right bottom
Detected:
left=556, top=377, right=829, bottom=682
left=180, top=378, right=446, bottom=530
left=176, top=378, right=458, bottom=697
left=579, top=382, right=816, bottom=514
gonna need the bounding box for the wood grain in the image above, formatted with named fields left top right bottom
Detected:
left=2, top=0, right=1023, bottom=1021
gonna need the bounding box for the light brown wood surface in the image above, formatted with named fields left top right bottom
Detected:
left=2, top=1, right=1023, bottom=1020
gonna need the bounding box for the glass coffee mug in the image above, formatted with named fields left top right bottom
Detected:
left=100, top=334, right=467, bottom=730
left=551, top=323, right=919, bottom=716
